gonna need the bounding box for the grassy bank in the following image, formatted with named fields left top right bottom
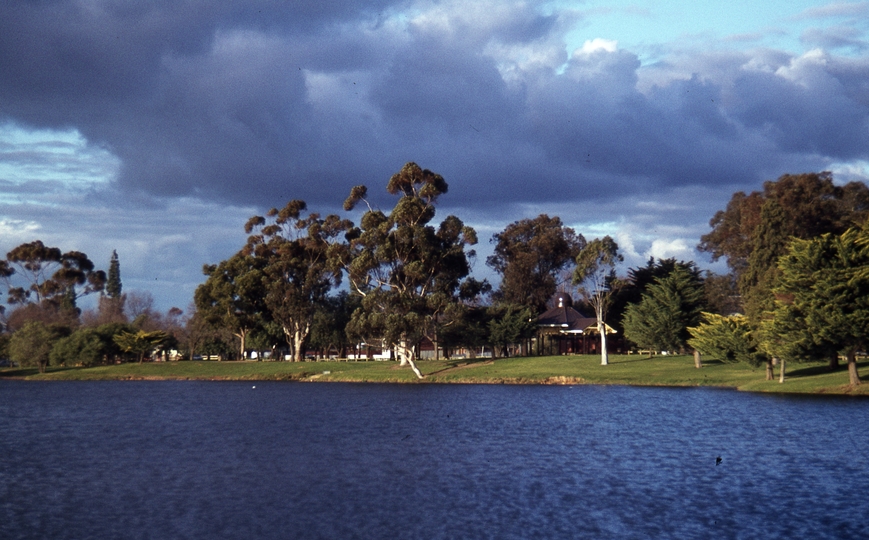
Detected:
left=2, top=354, right=867, bottom=395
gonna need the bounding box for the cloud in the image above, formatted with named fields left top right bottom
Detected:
left=1, top=0, right=869, bottom=308
left=792, top=1, right=869, bottom=20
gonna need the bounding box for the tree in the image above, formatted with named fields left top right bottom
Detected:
left=688, top=313, right=765, bottom=366
left=487, top=215, right=585, bottom=312
left=50, top=327, right=107, bottom=367
left=195, top=253, right=268, bottom=360
left=113, top=330, right=168, bottom=364
left=308, top=292, right=359, bottom=359
left=611, top=258, right=705, bottom=333
left=573, top=237, right=622, bottom=366
left=487, top=304, right=536, bottom=358
left=622, top=265, right=706, bottom=357
left=106, top=250, right=122, bottom=298
left=702, top=272, right=742, bottom=316
left=2, top=241, right=106, bottom=311
left=8, top=321, right=68, bottom=373
left=342, top=162, right=480, bottom=378
left=243, top=200, right=351, bottom=362
left=699, top=173, right=869, bottom=322
left=765, top=225, right=869, bottom=386
left=699, top=173, right=869, bottom=277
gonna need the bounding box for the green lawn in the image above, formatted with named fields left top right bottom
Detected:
left=2, top=355, right=867, bottom=395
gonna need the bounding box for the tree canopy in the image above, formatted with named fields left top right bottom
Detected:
left=341, top=162, right=481, bottom=378
left=2, top=241, right=106, bottom=311
left=764, top=224, right=869, bottom=385
left=243, top=200, right=352, bottom=362
left=622, top=265, right=706, bottom=355
left=487, top=215, right=585, bottom=312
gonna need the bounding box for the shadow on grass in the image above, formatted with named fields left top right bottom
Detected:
left=0, top=366, right=79, bottom=378
left=786, top=360, right=869, bottom=379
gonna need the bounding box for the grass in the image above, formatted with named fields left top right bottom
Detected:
left=2, top=355, right=867, bottom=395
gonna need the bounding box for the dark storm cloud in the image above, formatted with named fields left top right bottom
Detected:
left=2, top=0, right=869, bottom=214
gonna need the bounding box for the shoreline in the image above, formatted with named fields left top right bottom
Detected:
left=3, top=354, right=867, bottom=396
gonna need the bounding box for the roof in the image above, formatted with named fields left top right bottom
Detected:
left=536, top=301, right=617, bottom=335
left=537, top=305, right=597, bottom=333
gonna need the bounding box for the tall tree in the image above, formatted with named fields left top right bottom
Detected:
left=699, top=173, right=869, bottom=319
left=2, top=241, right=106, bottom=312
left=699, top=172, right=869, bottom=278
left=342, top=162, right=479, bottom=378
left=106, top=250, right=122, bottom=298
left=611, top=258, right=704, bottom=332
left=573, top=236, right=622, bottom=366
left=195, top=252, right=268, bottom=360
left=622, top=265, right=706, bottom=357
left=244, top=200, right=351, bottom=362
left=765, top=225, right=869, bottom=386
left=487, top=215, right=585, bottom=312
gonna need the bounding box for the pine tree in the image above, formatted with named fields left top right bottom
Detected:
left=106, top=250, right=122, bottom=299
left=622, top=266, right=706, bottom=355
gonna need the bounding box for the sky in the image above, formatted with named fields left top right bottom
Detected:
left=2, top=0, right=869, bottom=313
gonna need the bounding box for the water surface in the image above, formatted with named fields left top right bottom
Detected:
left=1, top=381, right=866, bottom=539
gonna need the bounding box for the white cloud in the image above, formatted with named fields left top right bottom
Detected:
left=576, top=38, right=618, bottom=55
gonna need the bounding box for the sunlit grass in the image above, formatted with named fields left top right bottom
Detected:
left=2, top=355, right=867, bottom=395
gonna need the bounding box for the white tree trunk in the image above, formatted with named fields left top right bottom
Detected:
left=779, top=357, right=786, bottom=383
left=596, top=303, right=608, bottom=366
left=284, top=320, right=311, bottom=362
left=397, top=337, right=424, bottom=379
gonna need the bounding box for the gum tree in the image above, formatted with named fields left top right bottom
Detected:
left=487, top=215, right=585, bottom=312
left=244, top=200, right=351, bottom=362
left=195, top=252, right=268, bottom=360
left=573, top=236, right=622, bottom=366
left=2, top=240, right=106, bottom=312
left=342, top=162, right=479, bottom=379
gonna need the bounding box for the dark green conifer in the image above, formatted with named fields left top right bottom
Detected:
left=106, top=250, right=122, bottom=299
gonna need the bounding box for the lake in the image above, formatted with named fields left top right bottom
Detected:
left=1, top=381, right=867, bottom=539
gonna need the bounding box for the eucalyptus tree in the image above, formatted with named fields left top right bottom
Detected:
left=573, top=236, right=622, bottom=366
left=243, top=200, right=352, bottom=362
left=341, top=162, right=480, bottom=378
left=2, top=240, right=106, bottom=312
left=195, top=252, right=268, bottom=360
left=487, top=215, right=585, bottom=312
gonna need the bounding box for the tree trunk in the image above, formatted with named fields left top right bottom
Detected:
left=779, top=357, right=785, bottom=383
left=847, top=350, right=860, bottom=386
left=598, top=321, right=608, bottom=366
left=593, top=299, right=610, bottom=366
left=765, top=358, right=774, bottom=381
left=829, top=352, right=840, bottom=371
left=396, top=337, right=424, bottom=379
left=236, top=329, right=247, bottom=361
left=693, top=350, right=702, bottom=369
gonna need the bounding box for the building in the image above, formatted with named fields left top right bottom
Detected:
left=536, top=297, right=618, bottom=355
